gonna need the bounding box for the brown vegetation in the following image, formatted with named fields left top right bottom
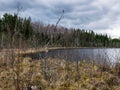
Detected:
left=0, top=48, right=120, bottom=90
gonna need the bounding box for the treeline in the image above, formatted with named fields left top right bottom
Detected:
left=0, top=13, right=34, bottom=48
left=0, top=13, right=120, bottom=48
left=33, top=23, right=120, bottom=47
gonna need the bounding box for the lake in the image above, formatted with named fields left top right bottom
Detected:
left=26, top=48, right=120, bottom=64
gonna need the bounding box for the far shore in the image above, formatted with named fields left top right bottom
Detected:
left=0, top=47, right=120, bottom=55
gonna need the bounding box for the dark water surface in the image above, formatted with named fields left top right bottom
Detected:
left=26, top=48, right=120, bottom=64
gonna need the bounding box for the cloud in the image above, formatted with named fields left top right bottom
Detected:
left=0, top=0, right=120, bottom=38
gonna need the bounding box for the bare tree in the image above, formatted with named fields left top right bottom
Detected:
left=43, top=10, right=64, bottom=81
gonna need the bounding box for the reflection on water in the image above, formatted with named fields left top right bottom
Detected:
left=39, top=48, right=120, bottom=64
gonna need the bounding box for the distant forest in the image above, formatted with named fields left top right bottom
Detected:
left=0, top=13, right=120, bottom=48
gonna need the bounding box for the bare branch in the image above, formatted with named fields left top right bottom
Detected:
left=54, top=10, right=64, bottom=32
left=16, top=2, right=23, bottom=16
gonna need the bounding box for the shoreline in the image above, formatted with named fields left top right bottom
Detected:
left=1, top=47, right=120, bottom=55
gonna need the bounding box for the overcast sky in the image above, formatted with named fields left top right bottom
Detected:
left=0, top=0, right=120, bottom=38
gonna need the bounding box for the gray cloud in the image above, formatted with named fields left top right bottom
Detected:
left=0, top=0, right=120, bottom=37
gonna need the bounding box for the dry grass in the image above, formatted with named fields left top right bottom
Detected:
left=0, top=54, right=120, bottom=90
left=0, top=47, right=120, bottom=90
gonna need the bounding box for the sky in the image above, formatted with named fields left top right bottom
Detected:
left=0, top=0, right=120, bottom=38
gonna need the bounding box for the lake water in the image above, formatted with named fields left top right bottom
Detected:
left=26, top=48, right=120, bottom=64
